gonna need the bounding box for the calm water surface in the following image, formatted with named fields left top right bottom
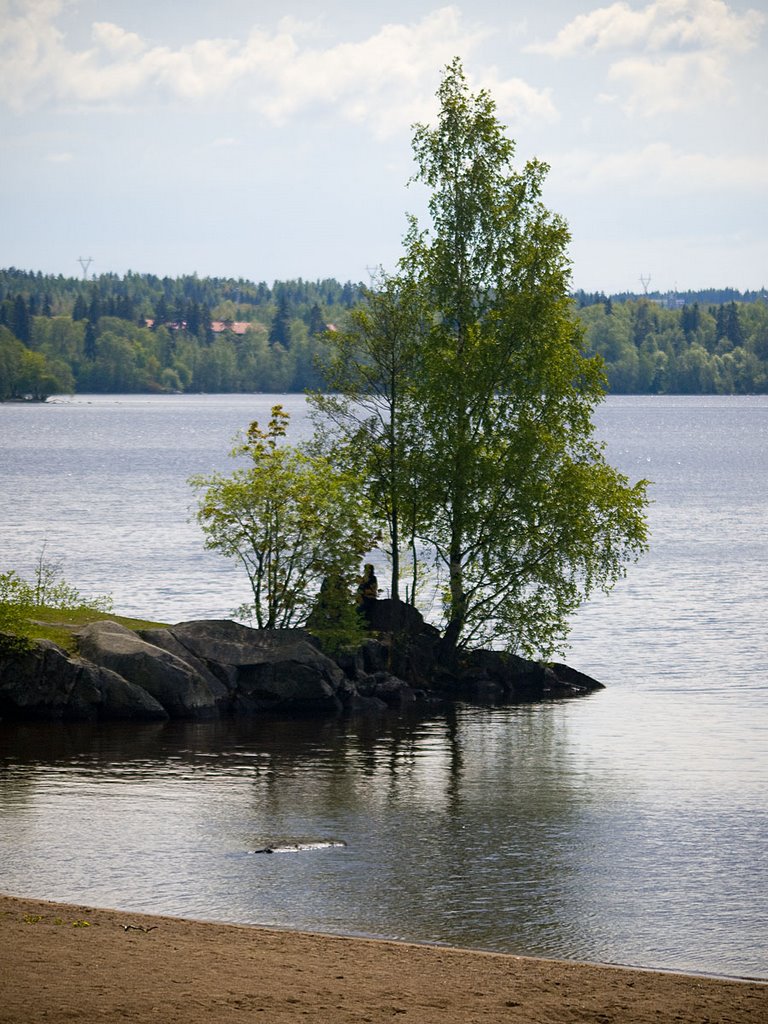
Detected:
left=1, top=395, right=767, bottom=979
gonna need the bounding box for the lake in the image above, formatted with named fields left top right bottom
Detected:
left=1, top=394, right=767, bottom=979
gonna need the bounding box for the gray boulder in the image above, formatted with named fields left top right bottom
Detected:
left=76, top=620, right=226, bottom=718
left=0, top=635, right=168, bottom=721
left=356, top=670, right=417, bottom=707
left=547, top=662, right=605, bottom=697
left=140, top=620, right=347, bottom=716
left=448, top=648, right=604, bottom=701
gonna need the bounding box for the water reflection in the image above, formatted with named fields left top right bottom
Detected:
left=5, top=702, right=764, bottom=979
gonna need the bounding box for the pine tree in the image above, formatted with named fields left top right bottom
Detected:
left=681, top=303, right=701, bottom=336
left=307, top=303, right=327, bottom=337
left=72, top=294, right=88, bottom=321
left=716, top=304, right=728, bottom=341
left=87, top=293, right=102, bottom=324
left=725, top=302, right=743, bottom=347
left=84, top=319, right=97, bottom=361
left=268, top=290, right=292, bottom=347
left=12, top=295, right=31, bottom=344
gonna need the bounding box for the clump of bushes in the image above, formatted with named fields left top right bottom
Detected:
left=0, top=549, right=113, bottom=654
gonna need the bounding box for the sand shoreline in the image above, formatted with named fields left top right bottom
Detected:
left=2, top=893, right=765, bottom=1023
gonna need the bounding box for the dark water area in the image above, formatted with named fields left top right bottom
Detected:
left=1, top=394, right=767, bottom=978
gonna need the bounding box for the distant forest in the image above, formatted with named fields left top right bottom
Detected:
left=1, top=267, right=767, bottom=399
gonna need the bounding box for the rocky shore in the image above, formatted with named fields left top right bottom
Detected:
left=0, top=599, right=603, bottom=722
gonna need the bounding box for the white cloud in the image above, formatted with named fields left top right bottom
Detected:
left=607, top=50, right=731, bottom=114
left=91, top=22, right=145, bottom=59
left=476, top=67, right=557, bottom=124
left=0, top=0, right=67, bottom=112
left=528, top=0, right=763, bottom=56
left=527, top=2, right=649, bottom=54
left=250, top=11, right=471, bottom=132
left=527, top=0, right=765, bottom=116
left=0, top=2, right=555, bottom=137
left=553, top=142, right=768, bottom=193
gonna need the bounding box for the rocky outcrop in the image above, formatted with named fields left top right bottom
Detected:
left=139, top=620, right=349, bottom=717
left=359, top=599, right=603, bottom=702
left=0, top=634, right=168, bottom=721
left=77, top=621, right=227, bottom=718
left=0, top=605, right=603, bottom=722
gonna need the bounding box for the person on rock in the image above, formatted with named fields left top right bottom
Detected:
left=356, top=564, right=378, bottom=602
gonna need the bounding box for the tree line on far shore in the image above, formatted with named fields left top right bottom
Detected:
left=0, top=273, right=364, bottom=400
left=1, top=268, right=767, bottom=403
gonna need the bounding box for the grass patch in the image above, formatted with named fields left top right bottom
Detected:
left=1, top=553, right=168, bottom=655
left=23, top=606, right=169, bottom=653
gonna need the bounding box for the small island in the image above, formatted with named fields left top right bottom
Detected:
left=0, top=598, right=602, bottom=723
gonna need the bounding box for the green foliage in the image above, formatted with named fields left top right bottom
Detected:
left=191, top=405, right=379, bottom=631
left=0, top=571, right=34, bottom=653
left=314, top=60, right=649, bottom=659
left=2, top=549, right=114, bottom=614
left=306, top=574, right=367, bottom=655
left=1, top=267, right=766, bottom=398
left=0, top=325, right=73, bottom=400
left=578, top=298, right=768, bottom=394
left=0, top=553, right=113, bottom=654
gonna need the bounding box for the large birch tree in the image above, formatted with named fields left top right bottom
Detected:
left=318, top=59, right=649, bottom=660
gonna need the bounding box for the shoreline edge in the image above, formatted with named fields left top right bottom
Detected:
left=2, top=893, right=765, bottom=1023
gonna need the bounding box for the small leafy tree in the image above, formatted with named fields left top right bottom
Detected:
left=1, top=547, right=113, bottom=613
left=190, top=405, right=378, bottom=632
left=305, top=572, right=367, bottom=655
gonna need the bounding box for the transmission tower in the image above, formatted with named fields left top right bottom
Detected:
left=639, top=274, right=651, bottom=295
left=78, top=256, right=94, bottom=280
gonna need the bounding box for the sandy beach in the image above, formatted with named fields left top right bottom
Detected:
left=1, top=894, right=765, bottom=1023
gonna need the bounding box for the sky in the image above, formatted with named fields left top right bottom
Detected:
left=1, top=0, right=766, bottom=295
